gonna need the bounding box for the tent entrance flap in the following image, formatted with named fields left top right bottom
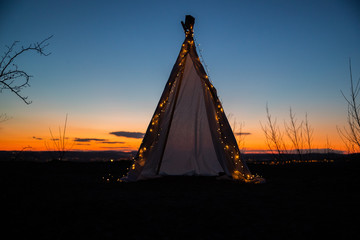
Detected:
left=159, top=55, right=223, bottom=176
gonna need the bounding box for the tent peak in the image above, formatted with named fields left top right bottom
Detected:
left=181, top=15, right=195, bottom=37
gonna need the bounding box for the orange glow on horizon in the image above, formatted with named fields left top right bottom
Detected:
left=0, top=127, right=348, bottom=153
left=0, top=114, right=348, bottom=153
left=0, top=136, right=141, bottom=152
left=0, top=121, right=143, bottom=152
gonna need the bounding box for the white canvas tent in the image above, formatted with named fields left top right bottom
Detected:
left=122, top=15, right=263, bottom=183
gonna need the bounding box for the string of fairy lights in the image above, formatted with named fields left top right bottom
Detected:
left=194, top=36, right=213, bottom=84
left=102, top=26, right=261, bottom=183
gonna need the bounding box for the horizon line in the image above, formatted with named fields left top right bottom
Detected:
left=0, top=148, right=347, bottom=154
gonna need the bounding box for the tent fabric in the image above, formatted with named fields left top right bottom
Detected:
left=122, top=15, right=261, bottom=183
left=159, top=54, right=223, bottom=176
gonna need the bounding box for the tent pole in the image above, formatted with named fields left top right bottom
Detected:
left=156, top=54, right=188, bottom=175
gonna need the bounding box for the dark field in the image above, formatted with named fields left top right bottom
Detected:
left=1, top=159, right=358, bottom=239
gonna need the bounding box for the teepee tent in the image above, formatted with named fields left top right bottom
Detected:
left=123, top=15, right=261, bottom=183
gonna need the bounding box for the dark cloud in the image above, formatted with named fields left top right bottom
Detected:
left=74, top=138, right=107, bottom=142
left=100, top=146, right=131, bottom=149
left=101, top=141, right=125, bottom=144
left=235, top=132, right=251, bottom=136
left=33, top=136, right=43, bottom=140
left=109, top=131, right=144, bottom=139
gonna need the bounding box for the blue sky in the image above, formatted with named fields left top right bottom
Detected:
left=1, top=0, right=360, bottom=151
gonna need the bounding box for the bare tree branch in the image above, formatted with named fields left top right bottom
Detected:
left=338, top=58, right=360, bottom=152
left=304, top=113, right=314, bottom=156
left=260, top=104, right=288, bottom=161
left=0, top=36, right=53, bottom=104
left=284, top=107, right=303, bottom=160
left=0, top=113, right=11, bottom=123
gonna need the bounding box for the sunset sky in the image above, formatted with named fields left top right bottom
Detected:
left=1, top=0, right=360, bottom=152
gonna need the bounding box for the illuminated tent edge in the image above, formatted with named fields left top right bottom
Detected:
left=121, top=15, right=265, bottom=184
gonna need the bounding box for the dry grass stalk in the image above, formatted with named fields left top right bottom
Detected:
left=44, top=114, right=73, bottom=161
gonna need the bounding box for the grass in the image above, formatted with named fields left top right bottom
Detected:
left=1, top=159, right=358, bottom=239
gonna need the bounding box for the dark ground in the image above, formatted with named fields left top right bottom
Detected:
left=1, top=159, right=358, bottom=240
